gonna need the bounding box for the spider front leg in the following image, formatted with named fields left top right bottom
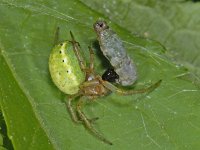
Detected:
left=101, top=78, right=162, bottom=95
left=53, top=27, right=60, bottom=46
left=88, top=46, right=94, bottom=72
left=76, top=97, right=113, bottom=145
left=69, top=31, right=86, bottom=72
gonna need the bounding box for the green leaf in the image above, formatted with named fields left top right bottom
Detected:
left=0, top=0, right=200, bottom=150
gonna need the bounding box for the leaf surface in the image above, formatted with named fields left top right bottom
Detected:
left=0, top=0, right=200, bottom=150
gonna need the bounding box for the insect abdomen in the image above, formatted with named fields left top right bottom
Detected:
left=99, top=29, right=137, bottom=86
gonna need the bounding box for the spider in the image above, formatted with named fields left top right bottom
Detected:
left=49, top=28, right=162, bottom=145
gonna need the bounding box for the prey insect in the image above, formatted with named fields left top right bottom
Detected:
left=49, top=28, right=161, bottom=145
left=94, top=20, right=137, bottom=86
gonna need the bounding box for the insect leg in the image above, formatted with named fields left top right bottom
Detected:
left=69, top=31, right=87, bottom=72
left=76, top=97, right=113, bottom=145
left=101, top=79, right=162, bottom=95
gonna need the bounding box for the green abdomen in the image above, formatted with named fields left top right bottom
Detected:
left=49, top=42, right=85, bottom=95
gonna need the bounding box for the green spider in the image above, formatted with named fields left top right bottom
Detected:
left=49, top=28, right=162, bottom=145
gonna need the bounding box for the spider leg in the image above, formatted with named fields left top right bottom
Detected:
left=101, top=78, right=162, bottom=95
left=69, top=31, right=86, bottom=72
left=53, top=27, right=60, bottom=46
left=88, top=117, right=99, bottom=122
left=76, top=97, right=113, bottom=145
left=88, top=46, right=94, bottom=72
left=66, top=94, right=99, bottom=124
left=66, top=94, right=82, bottom=123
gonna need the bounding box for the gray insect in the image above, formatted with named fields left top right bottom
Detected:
left=94, top=20, right=137, bottom=86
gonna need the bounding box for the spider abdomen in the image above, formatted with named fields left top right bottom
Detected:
left=49, top=42, right=85, bottom=95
